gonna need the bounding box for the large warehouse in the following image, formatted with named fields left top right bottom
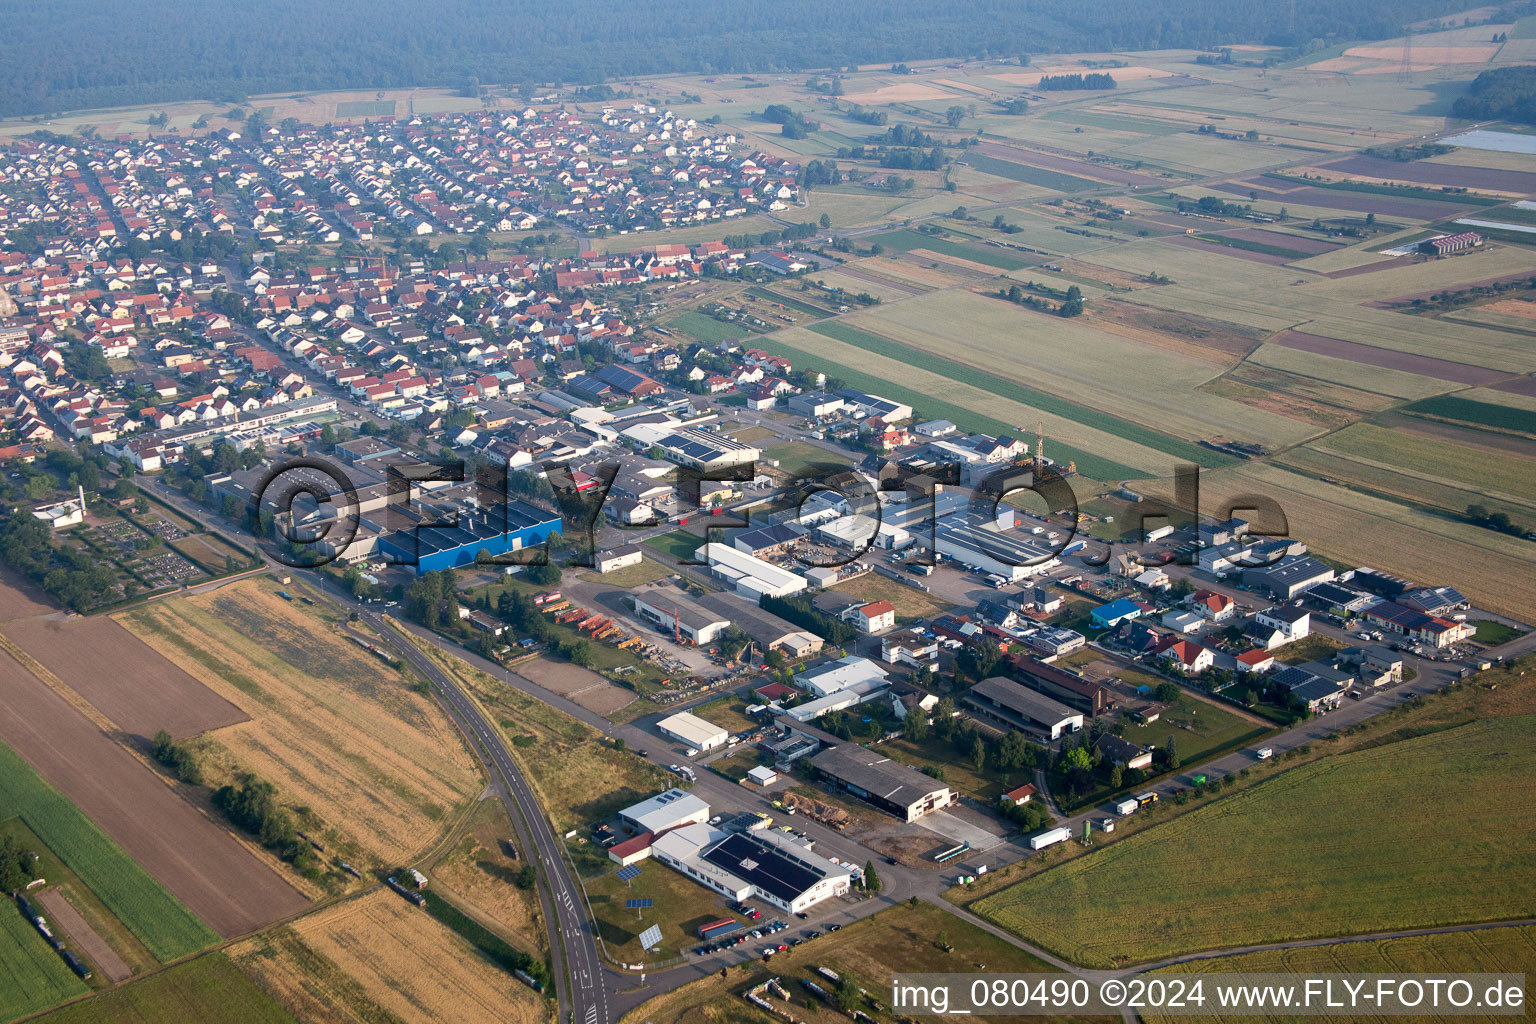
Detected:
left=377, top=500, right=563, bottom=574
left=808, top=745, right=957, bottom=822
left=935, top=519, right=1059, bottom=583
left=655, top=711, right=729, bottom=751
left=696, top=543, right=808, bottom=600
left=632, top=589, right=732, bottom=645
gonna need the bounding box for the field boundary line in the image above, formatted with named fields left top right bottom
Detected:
left=0, top=629, right=120, bottom=736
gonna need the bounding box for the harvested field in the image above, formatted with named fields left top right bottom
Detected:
left=1311, top=421, right=1536, bottom=508
left=1246, top=344, right=1454, bottom=399
left=1480, top=297, right=1536, bottom=318
left=118, top=580, right=482, bottom=869
left=842, top=82, right=957, bottom=103
left=1223, top=228, right=1341, bottom=254
left=905, top=247, right=1007, bottom=276
left=37, top=888, right=133, bottom=983
left=230, top=891, right=551, bottom=1024
left=1324, top=155, right=1536, bottom=194
left=1493, top=375, right=1536, bottom=397
left=863, top=255, right=971, bottom=288
left=427, top=798, right=547, bottom=959
left=0, top=568, right=56, bottom=622
left=1, top=617, right=246, bottom=745
left=976, top=142, right=1167, bottom=188
left=1344, top=43, right=1502, bottom=62
left=1258, top=186, right=1478, bottom=220
left=1267, top=328, right=1509, bottom=385
left=512, top=658, right=635, bottom=716
left=810, top=266, right=924, bottom=300
left=1164, top=233, right=1295, bottom=265
left=1088, top=300, right=1264, bottom=359
left=0, top=674, right=306, bottom=943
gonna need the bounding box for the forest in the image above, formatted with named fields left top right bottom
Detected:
left=1450, top=66, right=1536, bottom=123
left=0, top=0, right=1490, bottom=118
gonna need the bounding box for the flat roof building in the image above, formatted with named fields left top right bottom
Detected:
left=652, top=824, right=852, bottom=914
left=794, top=655, right=889, bottom=697
left=633, top=589, right=733, bottom=645
left=808, top=745, right=957, bottom=822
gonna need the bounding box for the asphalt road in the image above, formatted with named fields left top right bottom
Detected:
left=363, top=610, right=610, bottom=1024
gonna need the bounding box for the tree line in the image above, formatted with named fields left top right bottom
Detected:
left=0, top=0, right=1480, bottom=117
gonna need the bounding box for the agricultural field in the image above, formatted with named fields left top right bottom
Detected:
left=0, top=740, right=222, bottom=962
left=230, top=890, right=552, bottom=1024
left=412, top=641, right=671, bottom=836
left=0, top=903, right=88, bottom=1024
left=972, top=715, right=1536, bottom=968
left=1305, top=421, right=1536, bottom=512
left=427, top=798, right=548, bottom=960
left=839, top=293, right=1317, bottom=451
left=26, top=955, right=296, bottom=1024
left=118, top=579, right=483, bottom=870
left=623, top=901, right=1107, bottom=1024
left=1146, top=926, right=1536, bottom=1024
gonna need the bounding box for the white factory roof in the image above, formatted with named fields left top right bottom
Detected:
left=619, top=788, right=711, bottom=833
left=656, top=710, right=729, bottom=747
left=696, top=542, right=807, bottom=597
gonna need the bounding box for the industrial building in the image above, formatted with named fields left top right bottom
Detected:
left=618, top=789, right=712, bottom=834
left=966, top=676, right=1084, bottom=740
left=808, top=745, right=957, bottom=822
left=1008, top=656, right=1115, bottom=717
left=657, top=427, right=760, bottom=470
left=632, top=589, right=732, bottom=645
left=655, top=711, right=729, bottom=751
left=1419, top=231, right=1482, bottom=256
left=651, top=823, right=851, bottom=914
left=595, top=544, right=644, bottom=574
left=695, top=543, right=808, bottom=600
left=794, top=655, right=888, bottom=697
left=692, top=591, right=824, bottom=658
left=377, top=500, right=563, bottom=574
left=935, top=518, right=1059, bottom=582
left=1243, top=556, right=1336, bottom=601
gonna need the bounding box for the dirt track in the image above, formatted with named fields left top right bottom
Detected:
left=0, top=646, right=309, bottom=937
left=36, top=888, right=132, bottom=982
left=3, top=616, right=247, bottom=744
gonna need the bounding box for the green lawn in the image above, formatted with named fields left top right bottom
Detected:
left=973, top=715, right=1536, bottom=967
left=1273, top=633, right=1348, bottom=665
left=0, top=903, right=87, bottom=1023
left=0, top=743, right=218, bottom=964
left=586, top=859, right=734, bottom=962
left=1473, top=619, right=1524, bottom=645
left=24, top=954, right=294, bottom=1024
left=641, top=528, right=706, bottom=562
left=762, top=441, right=842, bottom=479
left=665, top=310, right=758, bottom=344
left=877, top=735, right=1026, bottom=803
left=586, top=556, right=673, bottom=589
left=1116, top=692, right=1269, bottom=767
left=689, top=697, right=761, bottom=735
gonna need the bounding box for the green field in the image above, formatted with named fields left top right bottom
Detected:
left=0, top=903, right=88, bottom=1023
left=663, top=310, right=753, bottom=344
left=962, top=153, right=1105, bottom=192
left=748, top=334, right=1145, bottom=481
left=1192, top=233, right=1319, bottom=260
left=973, top=715, right=1536, bottom=967
left=1473, top=619, right=1524, bottom=645
left=868, top=229, right=1035, bottom=270
left=1041, top=109, right=1185, bottom=136
left=806, top=321, right=1235, bottom=469
left=641, top=527, right=705, bottom=562
left=0, top=743, right=218, bottom=963
left=25, top=955, right=295, bottom=1024
left=1403, top=394, right=1536, bottom=434
left=1147, top=926, right=1536, bottom=1024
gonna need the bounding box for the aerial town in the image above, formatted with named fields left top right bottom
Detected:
left=0, top=6, right=1534, bottom=1024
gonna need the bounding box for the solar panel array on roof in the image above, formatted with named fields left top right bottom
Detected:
left=701, top=832, right=821, bottom=905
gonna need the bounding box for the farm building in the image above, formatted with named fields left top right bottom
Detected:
left=966, top=676, right=1084, bottom=740
left=807, top=745, right=957, bottom=822
left=1418, top=231, right=1482, bottom=256
left=619, top=788, right=712, bottom=834
left=655, top=712, right=729, bottom=752
left=377, top=499, right=562, bottom=574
